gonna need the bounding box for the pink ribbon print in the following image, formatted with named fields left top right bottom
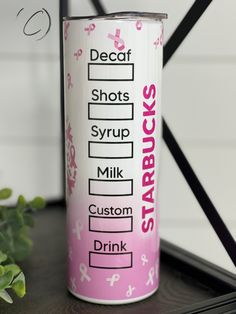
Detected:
left=67, top=73, right=73, bottom=89
left=107, top=28, right=125, bottom=51
left=66, top=121, right=77, bottom=195
left=154, top=26, right=164, bottom=49
left=74, top=49, right=83, bottom=60
left=64, top=21, right=70, bottom=40
left=84, top=23, right=96, bottom=35
left=136, top=20, right=142, bottom=31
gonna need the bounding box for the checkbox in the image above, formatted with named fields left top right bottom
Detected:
left=88, top=103, right=134, bottom=121
left=89, top=216, right=133, bottom=233
left=88, top=63, right=134, bottom=81
left=88, top=141, right=133, bottom=159
left=89, top=179, right=133, bottom=196
left=89, top=252, right=133, bottom=269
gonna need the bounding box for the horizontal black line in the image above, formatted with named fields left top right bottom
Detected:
left=89, top=265, right=132, bottom=269
left=90, top=230, right=132, bottom=233
left=89, top=157, right=133, bottom=159
left=89, top=215, right=133, bottom=219
left=88, top=62, right=134, bottom=66
left=89, top=179, right=132, bottom=182
left=88, top=79, right=133, bottom=81
left=89, top=141, right=133, bottom=144
left=89, top=193, right=132, bottom=197
left=89, top=230, right=132, bottom=233
left=89, top=251, right=132, bottom=256
left=88, top=102, right=133, bottom=105
left=89, top=118, right=133, bottom=121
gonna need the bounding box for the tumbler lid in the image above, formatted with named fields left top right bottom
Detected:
left=64, top=11, right=168, bottom=21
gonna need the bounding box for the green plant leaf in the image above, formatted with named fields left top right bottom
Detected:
left=0, top=251, right=7, bottom=263
left=17, top=195, right=26, bottom=210
left=0, top=188, right=12, bottom=200
left=0, top=232, right=10, bottom=255
left=0, top=189, right=44, bottom=303
left=12, top=280, right=25, bottom=298
left=4, top=264, right=21, bottom=278
left=0, top=206, right=7, bottom=221
left=0, top=289, right=13, bottom=303
left=5, top=209, right=24, bottom=231
left=5, top=255, right=14, bottom=264
left=12, top=271, right=25, bottom=284
left=0, top=271, right=14, bottom=290
left=29, top=197, right=46, bottom=210
left=12, top=234, right=32, bottom=261
left=0, top=265, right=5, bottom=276
left=23, top=213, right=34, bottom=227
left=12, top=272, right=26, bottom=298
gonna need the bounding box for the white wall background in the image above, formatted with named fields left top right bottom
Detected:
left=0, top=1, right=62, bottom=201
left=0, top=0, right=235, bottom=273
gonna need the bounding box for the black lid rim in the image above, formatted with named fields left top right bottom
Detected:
left=63, top=11, right=168, bottom=21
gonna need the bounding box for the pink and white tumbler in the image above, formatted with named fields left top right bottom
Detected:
left=63, top=12, right=167, bottom=304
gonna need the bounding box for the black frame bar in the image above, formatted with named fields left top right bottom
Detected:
left=60, top=0, right=68, bottom=201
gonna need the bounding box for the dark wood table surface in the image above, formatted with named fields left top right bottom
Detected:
left=0, top=207, right=220, bottom=314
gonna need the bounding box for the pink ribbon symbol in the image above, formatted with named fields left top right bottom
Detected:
left=70, top=277, right=77, bottom=291
left=67, top=170, right=75, bottom=195
left=154, top=37, right=160, bottom=49
left=146, top=267, right=155, bottom=286
left=66, top=120, right=77, bottom=195
left=154, top=28, right=164, bottom=49
left=80, top=263, right=91, bottom=282
left=160, top=27, right=164, bottom=46
left=72, top=220, right=83, bottom=240
left=84, top=23, right=95, bottom=35
left=67, top=73, right=73, bottom=89
left=68, top=247, right=72, bottom=261
left=64, top=21, right=70, bottom=40
left=107, top=29, right=125, bottom=51
left=69, top=145, right=77, bottom=169
left=74, top=49, right=83, bottom=60
left=136, top=20, right=142, bottom=31
left=126, top=285, right=135, bottom=297
left=141, top=254, right=148, bottom=266
left=106, top=274, right=120, bottom=287
left=66, top=123, right=73, bottom=143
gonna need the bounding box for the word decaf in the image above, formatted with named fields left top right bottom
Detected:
left=90, top=49, right=132, bottom=62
